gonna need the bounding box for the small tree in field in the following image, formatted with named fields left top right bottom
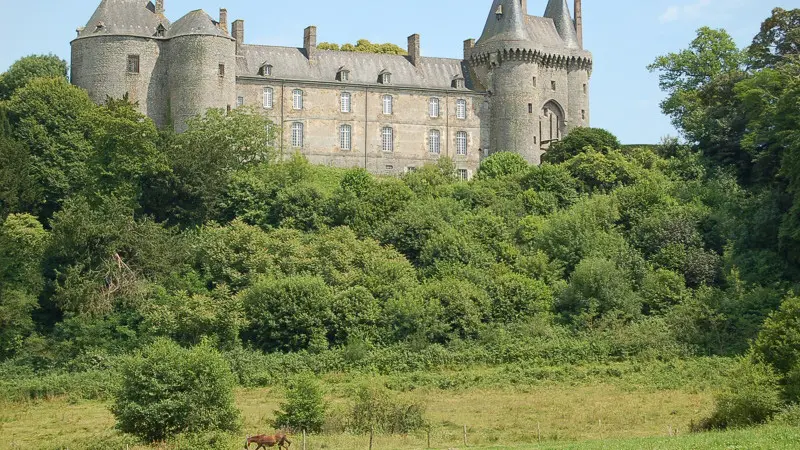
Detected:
left=273, top=374, right=327, bottom=433
left=112, top=339, right=240, bottom=441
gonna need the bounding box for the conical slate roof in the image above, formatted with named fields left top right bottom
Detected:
left=166, top=9, right=228, bottom=38
left=78, top=0, right=168, bottom=38
left=543, top=0, right=580, bottom=49
left=478, top=0, right=532, bottom=46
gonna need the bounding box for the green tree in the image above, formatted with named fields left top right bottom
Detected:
left=0, top=54, right=67, bottom=100
left=543, top=127, right=621, bottom=164
left=273, top=374, right=327, bottom=433
left=112, top=339, right=240, bottom=441
left=242, top=276, right=333, bottom=352
left=0, top=214, right=47, bottom=358
left=557, top=258, right=641, bottom=326
left=476, top=152, right=529, bottom=180
left=0, top=135, right=39, bottom=219
left=753, top=296, right=800, bottom=375
left=748, top=7, right=800, bottom=69
left=421, top=278, right=490, bottom=339
left=318, top=39, right=407, bottom=55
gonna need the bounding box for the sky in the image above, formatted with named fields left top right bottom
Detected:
left=0, top=0, right=797, bottom=144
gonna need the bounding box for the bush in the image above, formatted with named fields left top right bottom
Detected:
left=543, top=127, right=622, bottom=164
left=753, top=296, right=800, bottom=375
left=476, top=152, right=529, bottom=180
left=348, top=384, right=426, bottom=434
left=699, top=357, right=782, bottom=430
left=273, top=374, right=327, bottom=433
left=112, top=339, right=240, bottom=441
left=557, top=258, right=641, bottom=326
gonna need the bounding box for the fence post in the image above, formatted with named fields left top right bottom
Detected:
left=537, top=422, right=541, bottom=442
left=427, top=426, right=431, bottom=448
left=303, top=429, right=307, bottom=450
left=463, top=424, right=468, bottom=447
left=369, top=424, right=374, bottom=450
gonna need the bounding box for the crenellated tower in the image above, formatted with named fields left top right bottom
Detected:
left=467, top=0, right=592, bottom=164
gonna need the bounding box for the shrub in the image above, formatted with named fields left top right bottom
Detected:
left=112, top=339, right=240, bottom=441
left=348, top=384, right=426, bottom=434
left=543, top=127, right=622, bottom=164
left=273, top=374, right=327, bottom=433
left=557, top=258, right=641, bottom=326
left=753, top=296, right=800, bottom=375
left=699, top=357, right=782, bottom=430
left=476, top=152, right=529, bottom=180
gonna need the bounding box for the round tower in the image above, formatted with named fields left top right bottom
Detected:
left=469, top=0, right=592, bottom=164
left=165, top=10, right=236, bottom=131
left=70, top=0, right=170, bottom=127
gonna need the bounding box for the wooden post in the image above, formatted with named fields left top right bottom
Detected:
left=427, top=426, right=431, bottom=448
left=302, top=430, right=307, bottom=450
left=463, top=424, right=468, bottom=447
left=537, top=422, right=541, bottom=442
left=369, top=424, right=374, bottom=450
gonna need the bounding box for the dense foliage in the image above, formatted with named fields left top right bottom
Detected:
left=1, top=7, right=800, bottom=438
left=317, top=39, right=408, bottom=55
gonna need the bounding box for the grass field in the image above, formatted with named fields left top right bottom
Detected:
left=1, top=361, right=794, bottom=450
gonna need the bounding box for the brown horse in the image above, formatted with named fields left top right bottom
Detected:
left=244, top=433, right=292, bottom=450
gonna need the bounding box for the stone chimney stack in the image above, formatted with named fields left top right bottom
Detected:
left=408, top=34, right=421, bottom=67
left=574, top=0, right=583, bottom=48
left=232, top=19, right=244, bottom=54
left=156, top=0, right=164, bottom=14
left=463, top=38, right=475, bottom=60
left=304, top=26, right=317, bottom=60
left=219, top=8, right=228, bottom=33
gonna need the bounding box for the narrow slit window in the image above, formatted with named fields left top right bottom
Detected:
left=219, top=64, right=225, bottom=78
left=533, top=76, right=537, bottom=87
left=551, top=80, right=557, bottom=90
left=528, top=103, right=533, bottom=114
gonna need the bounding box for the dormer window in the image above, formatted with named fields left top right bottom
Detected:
left=495, top=5, right=503, bottom=19
left=336, top=67, right=350, bottom=82
left=452, top=75, right=465, bottom=89
left=155, top=24, right=166, bottom=37
left=95, top=22, right=105, bottom=32
left=259, top=63, right=273, bottom=77
left=378, top=70, right=392, bottom=85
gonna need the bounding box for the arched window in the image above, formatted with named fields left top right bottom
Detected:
left=339, top=124, right=352, bottom=151
left=291, top=122, right=304, bottom=148
left=456, top=131, right=468, bottom=156
left=429, top=97, right=440, bottom=118
left=292, top=89, right=303, bottom=110
left=382, top=95, right=393, bottom=115
left=381, top=127, right=394, bottom=152
left=456, top=99, right=467, bottom=119
left=340, top=92, right=351, bottom=113
left=263, top=87, right=273, bottom=109
left=429, top=129, right=441, bottom=154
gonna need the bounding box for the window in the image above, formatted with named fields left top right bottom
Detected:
left=292, top=89, right=303, bottom=110
left=581, top=110, right=586, bottom=120
left=551, top=80, right=557, bottom=90
left=219, top=64, right=225, bottom=78
left=457, top=169, right=469, bottom=181
left=429, top=130, right=441, bottom=155
left=406, top=166, right=417, bottom=173
left=155, top=24, right=166, bottom=37
left=456, top=99, right=467, bottom=119
left=381, top=127, right=394, bottom=152
left=379, top=71, right=392, bottom=84
left=385, top=165, right=394, bottom=170
left=429, top=97, right=440, bottom=118
left=339, top=124, right=352, bottom=151
left=340, top=92, right=351, bottom=113
left=337, top=69, right=350, bottom=82
left=260, top=64, right=273, bottom=76
left=127, top=55, right=140, bottom=74
left=263, top=87, right=273, bottom=109
left=291, top=122, right=304, bottom=148
left=236, top=96, right=244, bottom=107
left=528, top=103, right=533, bottom=114
left=382, top=95, right=393, bottom=115
left=533, top=76, right=537, bottom=87
left=456, top=131, right=468, bottom=156
left=452, top=76, right=465, bottom=89
left=583, top=83, right=587, bottom=94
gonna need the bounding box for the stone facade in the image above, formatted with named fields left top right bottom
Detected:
left=71, top=0, right=592, bottom=175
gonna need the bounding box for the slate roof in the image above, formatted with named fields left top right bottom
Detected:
left=166, top=9, right=228, bottom=38
left=237, top=45, right=474, bottom=91
left=475, top=0, right=588, bottom=56
left=78, top=0, right=168, bottom=38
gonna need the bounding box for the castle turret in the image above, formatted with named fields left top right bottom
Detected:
left=165, top=9, right=236, bottom=131
left=71, top=0, right=170, bottom=126
left=468, top=0, right=592, bottom=164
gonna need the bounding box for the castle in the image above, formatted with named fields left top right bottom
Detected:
left=71, top=0, right=592, bottom=177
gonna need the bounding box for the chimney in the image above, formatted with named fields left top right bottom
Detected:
left=407, top=34, right=421, bottom=67
left=463, top=38, right=475, bottom=60
left=219, top=9, right=228, bottom=33
left=232, top=19, right=244, bottom=54
left=304, top=26, right=317, bottom=60
left=574, top=0, right=583, bottom=48
left=156, top=0, right=164, bottom=14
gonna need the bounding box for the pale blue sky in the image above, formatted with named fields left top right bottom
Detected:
left=0, top=0, right=796, bottom=144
